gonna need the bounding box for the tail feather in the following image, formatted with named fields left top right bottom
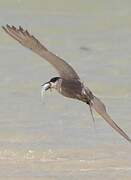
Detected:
left=91, top=96, right=131, bottom=142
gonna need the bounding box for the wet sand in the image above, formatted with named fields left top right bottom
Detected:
left=0, top=145, right=131, bottom=179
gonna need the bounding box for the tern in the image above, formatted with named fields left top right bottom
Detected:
left=2, top=25, right=131, bottom=142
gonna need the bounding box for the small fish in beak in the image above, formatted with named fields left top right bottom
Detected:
left=41, top=82, right=51, bottom=101
left=42, top=82, right=51, bottom=91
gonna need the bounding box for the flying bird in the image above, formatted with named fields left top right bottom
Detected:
left=2, top=25, right=131, bottom=142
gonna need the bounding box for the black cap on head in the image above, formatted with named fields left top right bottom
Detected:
left=50, top=77, right=60, bottom=83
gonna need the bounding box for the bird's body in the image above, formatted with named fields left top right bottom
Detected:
left=60, top=78, right=93, bottom=103
left=2, top=25, right=131, bottom=143
left=59, top=78, right=83, bottom=99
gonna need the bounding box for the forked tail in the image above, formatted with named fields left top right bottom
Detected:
left=90, top=96, right=131, bottom=142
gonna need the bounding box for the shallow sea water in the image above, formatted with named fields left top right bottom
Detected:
left=0, top=0, right=131, bottom=179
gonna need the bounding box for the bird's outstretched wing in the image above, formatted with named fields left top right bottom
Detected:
left=91, top=96, right=131, bottom=142
left=2, top=25, right=80, bottom=80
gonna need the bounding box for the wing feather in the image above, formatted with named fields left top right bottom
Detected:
left=2, top=25, right=80, bottom=80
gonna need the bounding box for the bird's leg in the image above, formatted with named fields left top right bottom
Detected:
left=84, top=87, right=96, bottom=127
left=86, top=100, right=96, bottom=129
left=89, top=104, right=96, bottom=129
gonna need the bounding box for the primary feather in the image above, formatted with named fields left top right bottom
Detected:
left=2, top=25, right=80, bottom=80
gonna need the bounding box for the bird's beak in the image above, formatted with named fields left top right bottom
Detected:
left=41, top=82, right=51, bottom=91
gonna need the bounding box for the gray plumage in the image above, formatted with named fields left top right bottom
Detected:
left=2, top=25, right=131, bottom=142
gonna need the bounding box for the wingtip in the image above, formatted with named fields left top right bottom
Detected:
left=2, top=25, right=5, bottom=30
left=2, top=24, right=11, bottom=30
left=123, top=135, right=131, bottom=143
left=127, top=137, right=131, bottom=143
left=2, top=24, right=23, bottom=30
left=2, top=25, right=8, bottom=32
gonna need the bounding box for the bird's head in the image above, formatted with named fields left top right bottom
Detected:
left=41, top=77, right=61, bottom=92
